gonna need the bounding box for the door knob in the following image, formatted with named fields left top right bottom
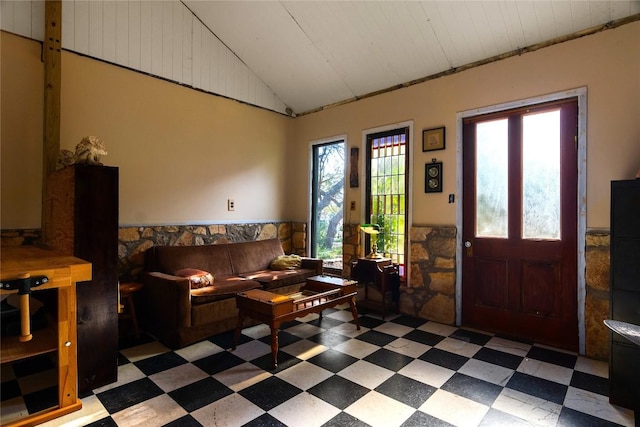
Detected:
left=464, top=240, right=473, bottom=256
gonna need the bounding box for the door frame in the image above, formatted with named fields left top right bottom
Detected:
left=455, top=87, right=587, bottom=354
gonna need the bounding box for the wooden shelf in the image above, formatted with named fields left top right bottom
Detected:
left=1, top=324, right=57, bottom=364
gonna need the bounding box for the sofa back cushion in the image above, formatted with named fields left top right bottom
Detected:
left=144, top=244, right=234, bottom=276
left=227, top=239, right=285, bottom=274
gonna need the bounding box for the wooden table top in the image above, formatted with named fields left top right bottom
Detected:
left=1, top=246, right=92, bottom=293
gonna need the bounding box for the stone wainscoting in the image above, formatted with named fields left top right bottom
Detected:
left=341, top=223, right=457, bottom=325
left=117, top=222, right=307, bottom=281
left=342, top=223, right=361, bottom=277
left=0, top=225, right=612, bottom=360
left=1, top=223, right=307, bottom=282
left=403, top=225, right=457, bottom=325
left=339, top=223, right=612, bottom=361
left=584, top=229, right=611, bottom=361
left=0, top=229, right=41, bottom=246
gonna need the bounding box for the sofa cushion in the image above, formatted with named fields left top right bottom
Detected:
left=240, top=268, right=316, bottom=290
left=269, top=254, right=302, bottom=270
left=145, top=244, right=234, bottom=277
left=174, top=268, right=214, bottom=289
left=190, top=276, right=261, bottom=305
left=228, top=239, right=285, bottom=274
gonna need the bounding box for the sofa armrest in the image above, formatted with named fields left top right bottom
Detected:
left=301, top=257, right=323, bottom=275
left=139, top=272, right=192, bottom=334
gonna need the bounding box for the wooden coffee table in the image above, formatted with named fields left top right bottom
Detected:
left=233, top=275, right=360, bottom=368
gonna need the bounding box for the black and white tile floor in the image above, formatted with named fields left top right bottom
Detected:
left=1, top=304, right=637, bottom=427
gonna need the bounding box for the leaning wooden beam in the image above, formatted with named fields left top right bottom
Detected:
left=42, top=0, right=62, bottom=233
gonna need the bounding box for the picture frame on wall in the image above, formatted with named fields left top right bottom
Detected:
left=350, top=147, right=359, bottom=188
left=422, top=127, right=446, bottom=152
left=425, top=161, right=443, bottom=193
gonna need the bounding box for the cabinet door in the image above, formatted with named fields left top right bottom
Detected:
left=611, top=180, right=640, bottom=238
left=611, top=239, right=640, bottom=292
left=609, top=342, right=640, bottom=409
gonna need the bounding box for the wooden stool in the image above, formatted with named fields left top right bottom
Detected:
left=119, top=282, right=143, bottom=339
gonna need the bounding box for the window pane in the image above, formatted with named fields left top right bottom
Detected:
left=311, top=142, right=344, bottom=270
left=522, top=110, right=561, bottom=240
left=369, top=130, right=407, bottom=270
left=476, top=119, right=508, bottom=238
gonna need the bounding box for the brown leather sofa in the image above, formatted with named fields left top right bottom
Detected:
left=138, top=239, right=322, bottom=348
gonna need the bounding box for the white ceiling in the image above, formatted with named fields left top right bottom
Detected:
left=183, top=1, right=639, bottom=115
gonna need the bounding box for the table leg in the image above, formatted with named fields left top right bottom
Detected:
left=348, top=298, right=361, bottom=330
left=269, top=321, right=280, bottom=369
left=232, top=311, right=245, bottom=351
left=124, top=292, right=140, bottom=339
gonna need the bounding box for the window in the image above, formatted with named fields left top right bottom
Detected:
left=366, top=128, right=409, bottom=276
left=473, top=107, right=563, bottom=240
left=311, top=140, right=345, bottom=271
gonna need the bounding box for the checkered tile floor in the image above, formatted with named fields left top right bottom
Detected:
left=1, top=305, right=636, bottom=427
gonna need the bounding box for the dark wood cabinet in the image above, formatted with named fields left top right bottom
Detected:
left=350, top=257, right=399, bottom=319
left=44, top=164, right=119, bottom=393
left=609, top=179, right=640, bottom=410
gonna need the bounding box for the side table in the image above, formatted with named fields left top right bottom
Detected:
left=119, top=282, right=143, bottom=339
left=350, top=257, right=399, bottom=319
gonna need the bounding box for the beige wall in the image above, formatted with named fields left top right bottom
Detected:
left=289, top=21, right=640, bottom=229
left=1, top=31, right=292, bottom=228
left=1, top=33, right=44, bottom=229
left=2, top=22, right=639, bottom=231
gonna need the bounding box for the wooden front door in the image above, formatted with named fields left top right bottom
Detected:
left=462, top=99, right=578, bottom=350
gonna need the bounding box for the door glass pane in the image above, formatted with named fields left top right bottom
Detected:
left=476, top=119, right=508, bottom=238
left=522, top=110, right=561, bottom=240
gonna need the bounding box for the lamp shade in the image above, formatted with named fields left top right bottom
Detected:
left=360, top=223, right=380, bottom=234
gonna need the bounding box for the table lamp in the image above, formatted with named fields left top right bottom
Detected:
left=360, top=223, right=382, bottom=258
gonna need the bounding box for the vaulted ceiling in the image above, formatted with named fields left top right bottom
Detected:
left=1, top=1, right=638, bottom=116
left=183, top=1, right=640, bottom=115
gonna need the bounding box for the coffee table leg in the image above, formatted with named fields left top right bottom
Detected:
left=269, top=321, right=279, bottom=369
left=348, top=299, right=361, bottom=330
left=233, top=311, right=245, bottom=350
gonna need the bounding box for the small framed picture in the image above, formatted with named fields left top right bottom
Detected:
left=349, top=147, right=359, bottom=188
left=425, top=161, right=443, bottom=193
left=422, top=127, right=446, bottom=152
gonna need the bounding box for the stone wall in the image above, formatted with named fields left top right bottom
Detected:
left=1, top=223, right=307, bottom=282
left=0, top=229, right=41, bottom=246
left=584, top=230, right=611, bottom=360
left=342, top=223, right=361, bottom=277
left=0, top=224, right=612, bottom=359
left=402, top=225, right=457, bottom=325
left=342, top=223, right=457, bottom=325
left=117, top=222, right=307, bottom=281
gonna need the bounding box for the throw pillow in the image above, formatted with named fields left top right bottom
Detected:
left=174, top=268, right=214, bottom=289
left=269, top=254, right=302, bottom=271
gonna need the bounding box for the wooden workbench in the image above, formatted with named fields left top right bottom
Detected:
left=1, top=246, right=91, bottom=427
